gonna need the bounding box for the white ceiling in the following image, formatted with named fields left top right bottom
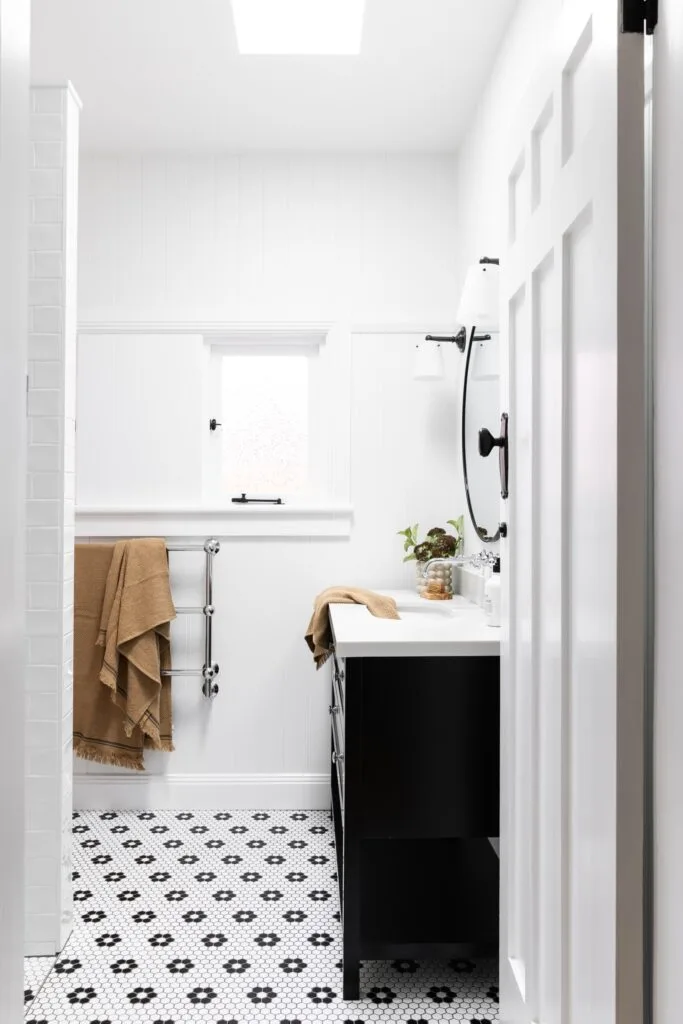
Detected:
left=31, top=0, right=517, bottom=152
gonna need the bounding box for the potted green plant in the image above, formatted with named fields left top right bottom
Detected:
left=398, top=517, right=464, bottom=599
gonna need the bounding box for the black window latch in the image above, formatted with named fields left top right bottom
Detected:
left=232, top=493, right=284, bottom=505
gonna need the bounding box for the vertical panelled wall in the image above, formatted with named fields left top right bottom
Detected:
left=78, top=154, right=459, bottom=324
left=26, top=84, right=81, bottom=956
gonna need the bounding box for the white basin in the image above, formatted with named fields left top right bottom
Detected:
left=396, top=602, right=456, bottom=617
left=393, top=593, right=473, bottom=616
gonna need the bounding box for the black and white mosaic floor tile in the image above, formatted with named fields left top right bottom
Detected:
left=24, top=955, right=55, bottom=1010
left=26, top=810, right=499, bottom=1023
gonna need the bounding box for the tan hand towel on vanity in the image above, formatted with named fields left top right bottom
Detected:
left=305, top=586, right=400, bottom=669
left=74, top=539, right=176, bottom=771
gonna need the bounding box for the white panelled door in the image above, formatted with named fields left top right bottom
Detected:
left=499, top=3, right=646, bottom=1024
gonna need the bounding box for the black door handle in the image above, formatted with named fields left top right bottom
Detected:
left=478, top=413, right=509, bottom=500
left=478, top=427, right=503, bottom=458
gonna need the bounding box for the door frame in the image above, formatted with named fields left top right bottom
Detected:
left=615, top=25, right=648, bottom=1024
left=652, top=6, right=683, bottom=1024
left=0, top=0, right=30, bottom=1021
left=643, top=33, right=654, bottom=1024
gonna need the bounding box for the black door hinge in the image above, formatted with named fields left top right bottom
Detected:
left=622, top=0, right=658, bottom=34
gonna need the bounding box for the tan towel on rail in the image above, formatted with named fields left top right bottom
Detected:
left=98, top=538, right=176, bottom=750
left=305, top=586, right=400, bottom=669
left=73, top=539, right=176, bottom=771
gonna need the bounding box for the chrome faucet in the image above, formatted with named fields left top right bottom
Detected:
left=421, top=550, right=497, bottom=578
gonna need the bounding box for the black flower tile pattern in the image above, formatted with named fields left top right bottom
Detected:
left=26, top=809, right=498, bottom=1022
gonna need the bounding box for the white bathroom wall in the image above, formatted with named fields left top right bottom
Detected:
left=76, top=332, right=206, bottom=508
left=450, top=0, right=558, bottom=550
left=74, top=331, right=463, bottom=808
left=73, top=154, right=466, bottom=808
left=25, top=84, right=81, bottom=955
left=78, top=154, right=460, bottom=325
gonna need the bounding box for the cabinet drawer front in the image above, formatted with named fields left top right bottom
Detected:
left=358, top=656, right=500, bottom=838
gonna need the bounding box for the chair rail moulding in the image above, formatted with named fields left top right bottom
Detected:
left=77, top=320, right=334, bottom=341
left=75, top=504, right=354, bottom=539
left=77, top=320, right=457, bottom=337
left=350, top=322, right=456, bottom=335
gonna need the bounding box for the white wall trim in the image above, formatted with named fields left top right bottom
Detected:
left=75, top=504, right=354, bottom=538
left=32, top=79, right=83, bottom=110
left=350, top=322, right=456, bottom=335
left=25, top=940, right=59, bottom=958
left=78, top=320, right=334, bottom=339
left=74, top=772, right=331, bottom=811
left=77, top=320, right=457, bottom=337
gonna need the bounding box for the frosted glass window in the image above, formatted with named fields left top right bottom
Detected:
left=221, top=353, right=309, bottom=495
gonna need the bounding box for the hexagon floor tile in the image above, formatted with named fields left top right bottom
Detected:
left=24, top=955, right=55, bottom=1011
left=25, top=809, right=499, bottom=1023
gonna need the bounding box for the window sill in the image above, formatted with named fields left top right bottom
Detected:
left=75, top=504, right=354, bottom=539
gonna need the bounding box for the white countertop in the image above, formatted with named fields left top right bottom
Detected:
left=330, top=589, right=500, bottom=658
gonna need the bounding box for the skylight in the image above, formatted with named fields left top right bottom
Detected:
left=231, top=0, right=366, bottom=55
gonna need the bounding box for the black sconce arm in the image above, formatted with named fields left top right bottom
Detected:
left=425, top=327, right=468, bottom=353
left=425, top=325, right=492, bottom=353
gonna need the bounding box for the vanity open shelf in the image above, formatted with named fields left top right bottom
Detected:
left=328, top=612, right=500, bottom=1000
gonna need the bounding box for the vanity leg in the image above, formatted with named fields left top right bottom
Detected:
left=341, top=832, right=361, bottom=1000
left=343, top=959, right=360, bottom=1000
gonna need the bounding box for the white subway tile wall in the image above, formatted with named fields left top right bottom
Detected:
left=25, top=84, right=81, bottom=957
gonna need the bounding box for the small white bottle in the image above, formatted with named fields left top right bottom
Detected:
left=484, top=556, right=501, bottom=627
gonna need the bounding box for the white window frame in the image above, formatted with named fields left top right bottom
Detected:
left=202, top=323, right=352, bottom=533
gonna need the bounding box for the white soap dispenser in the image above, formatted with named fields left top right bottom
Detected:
left=484, top=556, right=501, bottom=627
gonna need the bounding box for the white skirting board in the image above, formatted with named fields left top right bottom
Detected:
left=25, top=942, right=59, bottom=958
left=73, top=772, right=331, bottom=811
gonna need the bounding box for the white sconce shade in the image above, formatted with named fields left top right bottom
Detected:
left=413, top=341, right=444, bottom=380
left=457, top=260, right=500, bottom=332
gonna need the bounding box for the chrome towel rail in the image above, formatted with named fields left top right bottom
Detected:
left=162, top=538, right=220, bottom=699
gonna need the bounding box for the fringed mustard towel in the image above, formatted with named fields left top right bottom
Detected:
left=98, top=538, right=176, bottom=753
left=74, top=543, right=140, bottom=769
left=74, top=539, right=176, bottom=771
left=305, top=587, right=400, bottom=669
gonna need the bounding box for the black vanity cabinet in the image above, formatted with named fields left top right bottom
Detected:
left=329, top=645, right=500, bottom=1000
